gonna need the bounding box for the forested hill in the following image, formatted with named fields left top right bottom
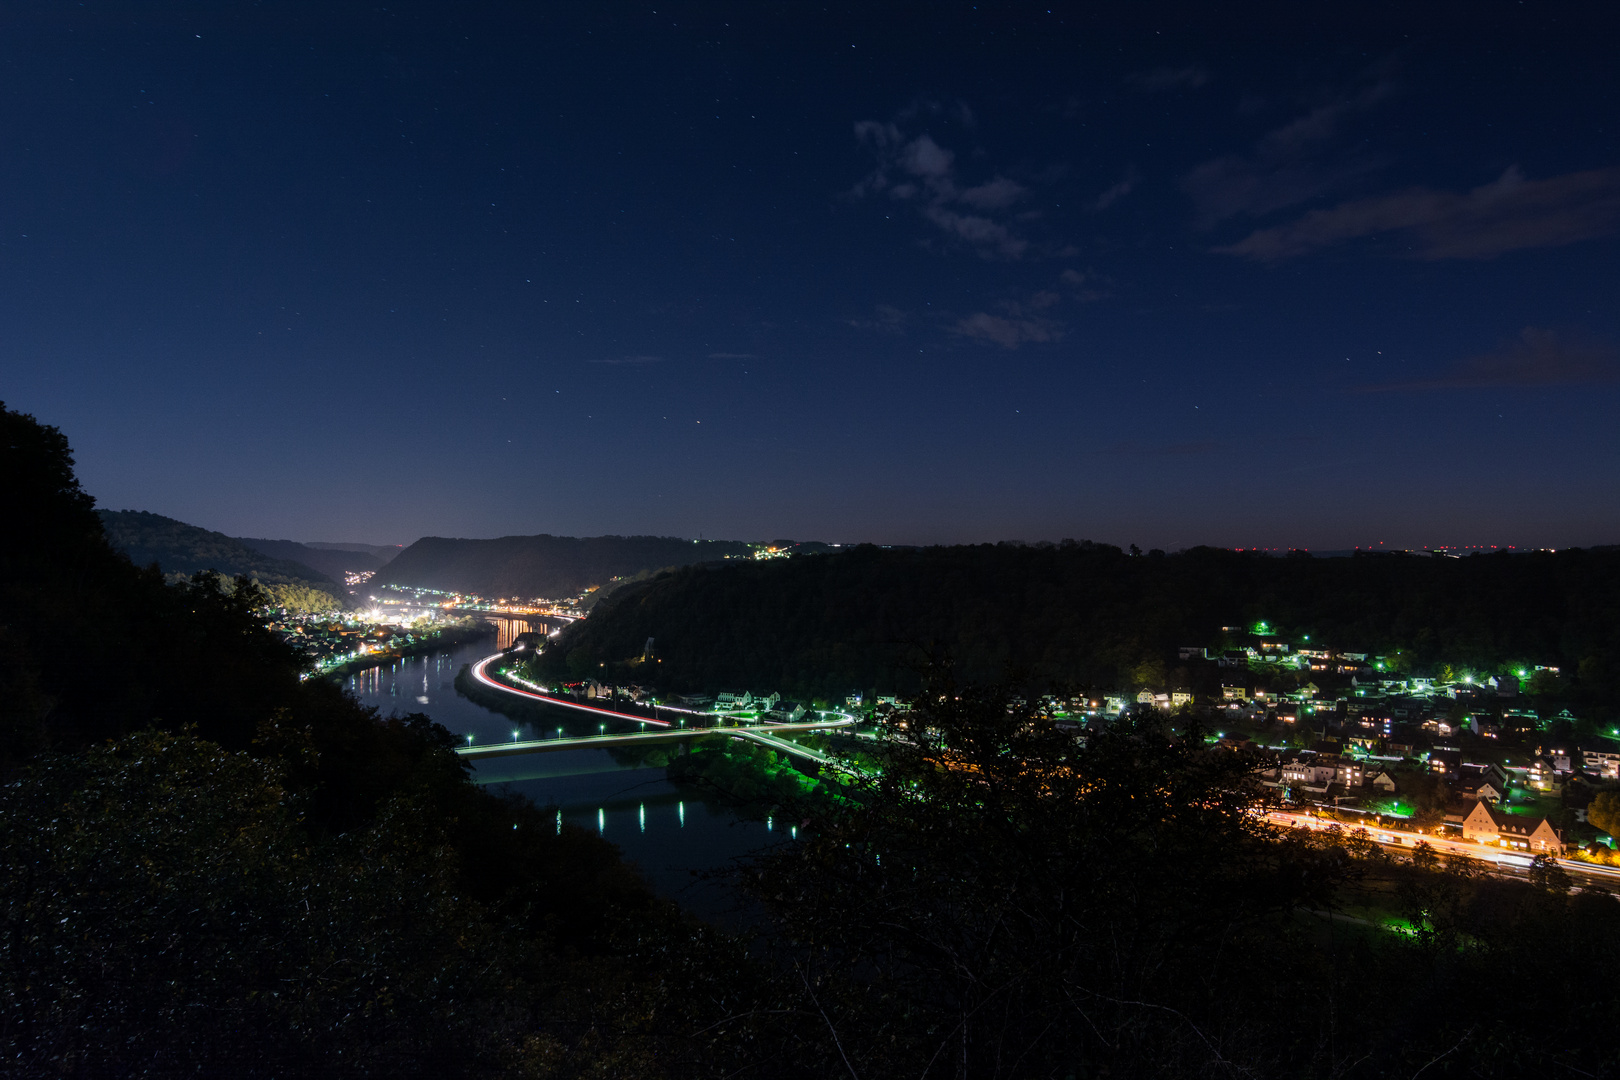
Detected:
left=540, top=542, right=1620, bottom=706
left=99, top=510, right=348, bottom=611
left=235, top=536, right=390, bottom=581
left=375, top=533, right=754, bottom=598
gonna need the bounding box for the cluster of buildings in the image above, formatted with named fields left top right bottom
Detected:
left=539, top=681, right=815, bottom=724
left=268, top=611, right=483, bottom=673
left=1245, top=746, right=1592, bottom=853
left=1159, top=630, right=1616, bottom=855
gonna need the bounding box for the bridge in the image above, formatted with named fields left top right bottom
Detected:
left=457, top=652, right=852, bottom=764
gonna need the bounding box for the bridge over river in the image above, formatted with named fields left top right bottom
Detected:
left=456, top=652, right=851, bottom=765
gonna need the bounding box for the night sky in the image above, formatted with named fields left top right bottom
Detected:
left=4, top=2, right=1618, bottom=550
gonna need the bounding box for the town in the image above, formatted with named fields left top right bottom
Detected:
left=550, top=618, right=1620, bottom=866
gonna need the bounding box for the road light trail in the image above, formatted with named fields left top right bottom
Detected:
left=1266, top=809, right=1620, bottom=882
left=470, top=652, right=674, bottom=726
left=465, top=653, right=856, bottom=766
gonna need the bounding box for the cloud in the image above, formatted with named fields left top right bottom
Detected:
left=922, top=206, right=1028, bottom=259
left=958, top=176, right=1028, bottom=210
left=899, top=134, right=954, bottom=178
left=592, top=354, right=663, bottom=365
left=852, top=120, right=902, bottom=148
left=850, top=115, right=1032, bottom=259
left=846, top=304, right=910, bottom=335
left=1093, top=168, right=1137, bottom=210
left=1128, top=66, right=1209, bottom=93
left=951, top=290, right=1065, bottom=349
left=707, top=352, right=756, bottom=359
left=1061, top=268, right=1112, bottom=303
left=1216, top=165, right=1620, bottom=261
left=952, top=312, right=1063, bottom=349
left=1357, top=329, right=1619, bottom=392
left=1182, top=79, right=1394, bottom=225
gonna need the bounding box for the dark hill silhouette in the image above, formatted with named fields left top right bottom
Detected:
left=99, top=510, right=348, bottom=611
left=375, top=533, right=754, bottom=598
left=539, top=541, right=1620, bottom=716
left=304, top=540, right=404, bottom=562
left=235, top=536, right=389, bottom=581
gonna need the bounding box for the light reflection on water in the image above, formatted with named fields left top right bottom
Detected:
left=344, top=640, right=781, bottom=918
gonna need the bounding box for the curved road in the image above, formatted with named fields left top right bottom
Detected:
left=1269, top=809, right=1620, bottom=883
left=460, top=652, right=853, bottom=763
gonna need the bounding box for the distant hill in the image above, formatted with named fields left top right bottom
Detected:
left=537, top=542, right=1620, bottom=711
left=304, top=541, right=404, bottom=563
left=98, top=510, right=349, bottom=611
left=235, top=537, right=391, bottom=581
left=374, top=533, right=754, bottom=599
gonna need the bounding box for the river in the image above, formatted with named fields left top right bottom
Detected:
left=344, top=637, right=784, bottom=919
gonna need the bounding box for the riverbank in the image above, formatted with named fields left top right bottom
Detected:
left=319, top=623, right=495, bottom=680
left=665, top=734, right=847, bottom=821
left=455, top=657, right=670, bottom=728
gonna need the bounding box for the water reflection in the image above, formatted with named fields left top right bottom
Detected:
left=489, top=616, right=530, bottom=650
left=344, top=640, right=783, bottom=919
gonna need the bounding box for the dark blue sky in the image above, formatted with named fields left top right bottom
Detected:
left=4, top=2, right=1618, bottom=549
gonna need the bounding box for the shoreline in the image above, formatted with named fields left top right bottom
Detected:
left=317, top=623, right=496, bottom=680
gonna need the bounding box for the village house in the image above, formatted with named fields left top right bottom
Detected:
left=1281, top=754, right=1338, bottom=788
left=1580, top=744, right=1620, bottom=781
left=1460, top=802, right=1563, bottom=854
left=1539, top=744, right=1574, bottom=772
left=1527, top=756, right=1563, bottom=794
left=1332, top=756, right=1364, bottom=788
left=1457, top=762, right=1509, bottom=803
left=1429, top=747, right=1463, bottom=775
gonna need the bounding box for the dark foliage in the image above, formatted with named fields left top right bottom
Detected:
left=744, top=690, right=1620, bottom=1078
left=374, top=532, right=753, bottom=599
left=99, top=508, right=349, bottom=611
left=0, top=403, right=761, bottom=1075
left=236, top=535, right=388, bottom=579
left=7, top=401, right=1620, bottom=1077
left=539, top=542, right=1620, bottom=715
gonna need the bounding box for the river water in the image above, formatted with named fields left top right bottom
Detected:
left=344, top=638, right=784, bottom=918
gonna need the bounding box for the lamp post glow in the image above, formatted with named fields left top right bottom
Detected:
left=466, top=733, right=474, bottom=746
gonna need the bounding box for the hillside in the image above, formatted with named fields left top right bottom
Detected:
left=305, top=540, right=404, bottom=562
left=374, top=533, right=754, bottom=598
left=235, top=536, right=390, bottom=581
left=538, top=542, right=1620, bottom=711
left=99, top=510, right=348, bottom=611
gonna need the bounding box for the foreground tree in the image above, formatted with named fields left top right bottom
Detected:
left=745, top=690, right=1620, bottom=1078
left=745, top=695, right=1357, bottom=1078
